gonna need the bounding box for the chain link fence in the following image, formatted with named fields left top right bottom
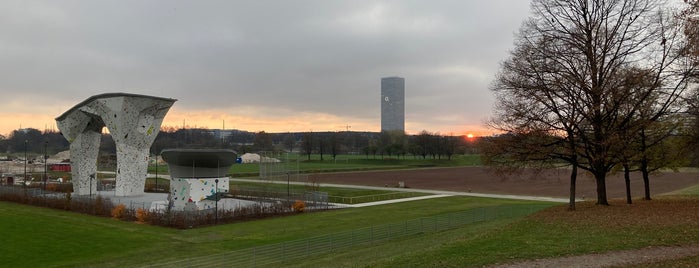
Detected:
left=144, top=203, right=551, bottom=268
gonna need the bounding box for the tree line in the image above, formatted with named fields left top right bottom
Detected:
left=0, top=126, right=478, bottom=162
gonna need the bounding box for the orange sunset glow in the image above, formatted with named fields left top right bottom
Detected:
left=0, top=107, right=492, bottom=137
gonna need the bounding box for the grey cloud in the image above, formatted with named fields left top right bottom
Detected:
left=1, top=0, right=532, bottom=132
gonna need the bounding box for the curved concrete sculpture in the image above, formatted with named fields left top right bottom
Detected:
left=161, top=149, right=236, bottom=178
left=56, top=93, right=176, bottom=196
left=161, top=149, right=236, bottom=211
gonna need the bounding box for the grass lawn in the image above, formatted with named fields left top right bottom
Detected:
left=281, top=196, right=699, bottom=267
left=5, top=186, right=699, bottom=267
left=230, top=180, right=430, bottom=204
left=0, top=196, right=542, bottom=267
left=147, top=154, right=482, bottom=176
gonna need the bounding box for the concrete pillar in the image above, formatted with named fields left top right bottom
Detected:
left=70, top=130, right=100, bottom=195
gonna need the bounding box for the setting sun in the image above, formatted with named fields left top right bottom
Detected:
left=466, top=133, right=474, bottom=138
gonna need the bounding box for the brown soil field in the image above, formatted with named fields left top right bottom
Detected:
left=312, top=167, right=699, bottom=199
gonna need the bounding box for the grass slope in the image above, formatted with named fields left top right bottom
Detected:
left=0, top=196, right=542, bottom=267
left=284, top=197, right=699, bottom=267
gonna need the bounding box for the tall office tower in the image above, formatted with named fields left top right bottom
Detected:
left=381, top=77, right=405, bottom=132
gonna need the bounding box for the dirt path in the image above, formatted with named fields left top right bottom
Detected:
left=487, top=244, right=699, bottom=268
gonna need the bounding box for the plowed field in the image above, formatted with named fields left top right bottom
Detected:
left=313, top=167, right=699, bottom=198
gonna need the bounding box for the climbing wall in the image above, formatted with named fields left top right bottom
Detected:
left=56, top=93, right=176, bottom=196
left=170, top=177, right=230, bottom=211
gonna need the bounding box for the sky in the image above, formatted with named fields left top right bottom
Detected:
left=0, top=0, right=533, bottom=137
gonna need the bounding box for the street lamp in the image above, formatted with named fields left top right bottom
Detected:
left=214, top=178, right=219, bottom=224
left=155, top=152, right=158, bottom=192
left=44, top=141, right=48, bottom=191
left=23, top=140, right=27, bottom=189
left=89, top=173, right=94, bottom=197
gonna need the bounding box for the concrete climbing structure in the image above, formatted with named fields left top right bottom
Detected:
left=161, top=149, right=236, bottom=211
left=55, top=93, right=176, bottom=196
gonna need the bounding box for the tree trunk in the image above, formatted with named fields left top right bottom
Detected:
left=641, top=158, right=652, bottom=200
left=624, top=163, right=632, bottom=204
left=595, top=171, right=610, bottom=206
left=568, top=163, right=577, bottom=211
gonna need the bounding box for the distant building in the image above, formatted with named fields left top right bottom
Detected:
left=381, top=77, right=405, bottom=132
left=49, top=163, right=71, bottom=172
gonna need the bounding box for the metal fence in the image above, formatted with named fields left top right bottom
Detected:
left=144, top=204, right=551, bottom=268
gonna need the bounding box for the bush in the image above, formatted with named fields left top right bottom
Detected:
left=0, top=185, right=327, bottom=229
left=136, top=208, right=149, bottom=223
left=292, top=200, right=305, bottom=213
left=111, top=204, right=127, bottom=219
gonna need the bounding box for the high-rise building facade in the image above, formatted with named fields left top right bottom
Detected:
left=381, top=77, right=405, bottom=132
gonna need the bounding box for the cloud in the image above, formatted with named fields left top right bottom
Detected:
left=0, top=0, right=532, bottom=136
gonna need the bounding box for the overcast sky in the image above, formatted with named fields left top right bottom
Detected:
left=0, top=0, right=532, bottom=136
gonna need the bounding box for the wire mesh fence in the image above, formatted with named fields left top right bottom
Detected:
left=144, top=203, right=551, bottom=268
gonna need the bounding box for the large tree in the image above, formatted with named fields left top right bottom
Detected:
left=490, top=0, right=691, bottom=206
left=681, top=0, right=699, bottom=165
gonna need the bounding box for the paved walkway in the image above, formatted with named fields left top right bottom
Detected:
left=334, top=194, right=454, bottom=208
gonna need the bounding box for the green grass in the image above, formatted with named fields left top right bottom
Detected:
left=662, top=184, right=699, bottom=196
left=0, top=196, right=543, bottom=267
left=147, top=154, right=482, bottom=176
left=372, top=217, right=699, bottom=267
left=230, top=180, right=429, bottom=203
left=280, top=198, right=699, bottom=267
left=6, top=196, right=699, bottom=267
left=230, top=180, right=371, bottom=195
left=0, top=203, right=176, bottom=267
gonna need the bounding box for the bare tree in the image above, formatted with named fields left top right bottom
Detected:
left=282, top=132, right=295, bottom=153
left=301, top=132, right=313, bottom=160
left=490, top=0, right=691, bottom=206
left=680, top=0, right=699, bottom=165
left=253, top=131, right=273, bottom=152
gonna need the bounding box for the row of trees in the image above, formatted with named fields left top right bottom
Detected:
left=486, top=0, right=699, bottom=209
left=1, top=127, right=477, bottom=162
left=298, top=130, right=468, bottom=161
left=0, top=129, right=69, bottom=159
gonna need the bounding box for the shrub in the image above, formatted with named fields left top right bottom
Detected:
left=95, top=196, right=103, bottom=215
left=111, top=204, right=127, bottom=219
left=64, top=192, right=71, bottom=210
left=292, top=200, right=305, bottom=213
left=46, top=183, right=58, bottom=192
left=136, top=208, right=149, bottom=223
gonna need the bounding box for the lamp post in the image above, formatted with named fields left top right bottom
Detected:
left=286, top=171, right=290, bottom=204
left=89, top=173, right=94, bottom=197
left=155, top=153, right=158, bottom=192
left=214, top=178, right=219, bottom=224
left=44, top=141, right=48, bottom=191
left=23, top=140, right=27, bottom=189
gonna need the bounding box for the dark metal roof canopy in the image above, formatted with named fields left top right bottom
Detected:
left=161, top=149, right=237, bottom=178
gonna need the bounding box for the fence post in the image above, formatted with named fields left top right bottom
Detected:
left=306, top=238, right=310, bottom=256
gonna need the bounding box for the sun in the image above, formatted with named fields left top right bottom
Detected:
left=466, top=133, right=474, bottom=139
